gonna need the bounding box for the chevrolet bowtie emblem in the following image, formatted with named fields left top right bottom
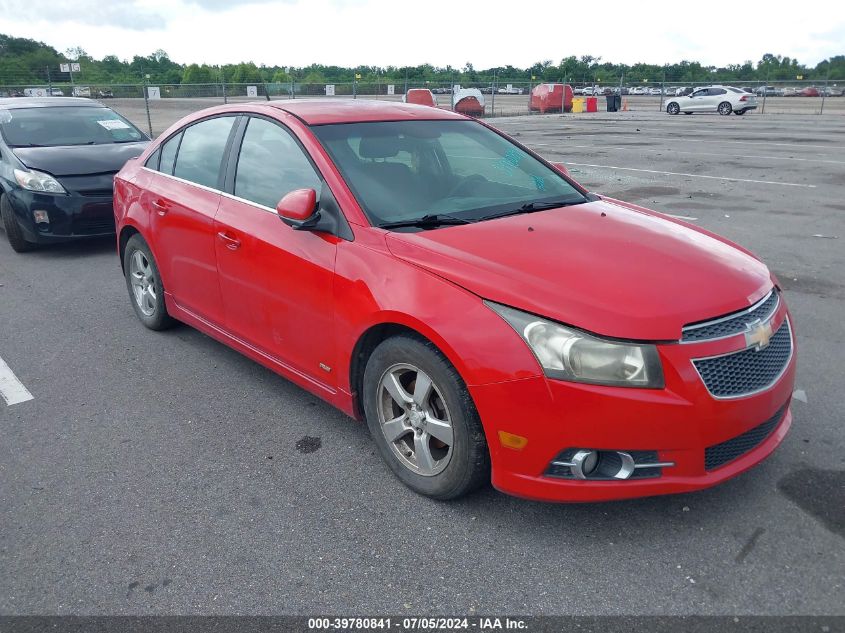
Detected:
left=745, top=319, right=773, bottom=351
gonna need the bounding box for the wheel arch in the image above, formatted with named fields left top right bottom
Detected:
left=118, top=225, right=141, bottom=273
left=348, top=319, right=464, bottom=421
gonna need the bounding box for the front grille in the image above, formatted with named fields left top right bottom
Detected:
left=682, top=290, right=779, bottom=342
left=72, top=217, right=115, bottom=235
left=77, top=188, right=113, bottom=197
left=705, top=404, right=787, bottom=470
left=693, top=319, right=792, bottom=398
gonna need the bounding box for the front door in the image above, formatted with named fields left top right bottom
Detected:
left=213, top=116, right=339, bottom=384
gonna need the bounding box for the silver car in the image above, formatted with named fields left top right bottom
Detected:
left=665, top=85, right=758, bottom=116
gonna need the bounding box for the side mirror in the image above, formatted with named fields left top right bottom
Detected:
left=552, top=162, right=570, bottom=178
left=276, top=188, right=319, bottom=230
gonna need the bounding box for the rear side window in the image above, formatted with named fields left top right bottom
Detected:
left=709, top=88, right=727, bottom=96
left=173, top=117, right=236, bottom=189
left=144, top=147, right=161, bottom=170
left=158, top=133, right=181, bottom=175
left=234, top=117, right=321, bottom=208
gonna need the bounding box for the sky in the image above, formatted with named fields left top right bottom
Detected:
left=0, top=0, right=842, bottom=69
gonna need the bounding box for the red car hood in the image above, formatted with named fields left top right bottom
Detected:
left=385, top=198, right=772, bottom=341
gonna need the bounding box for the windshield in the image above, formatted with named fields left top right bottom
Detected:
left=311, top=120, right=587, bottom=229
left=0, top=106, right=146, bottom=147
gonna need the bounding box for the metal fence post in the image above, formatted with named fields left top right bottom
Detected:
left=142, top=80, right=153, bottom=138
left=221, top=73, right=227, bottom=104
left=820, top=72, right=829, bottom=114
left=490, top=71, right=496, bottom=116
left=761, top=72, right=768, bottom=114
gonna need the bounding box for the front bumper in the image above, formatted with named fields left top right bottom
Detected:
left=7, top=189, right=115, bottom=243
left=469, top=304, right=796, bottom=503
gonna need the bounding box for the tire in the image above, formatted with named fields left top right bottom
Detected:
left=734, top=109, right=746, bottom=115
left=123, top=234, right=175, bottom=331
left=1, top=194, right=35, bottom=253
left=362, top=334, right=490, bottom=500
left=666, top=102, right=680, bottom=115
left=718, top=101, right=733, bottom=116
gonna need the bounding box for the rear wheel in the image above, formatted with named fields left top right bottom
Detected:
left=718, top=101, right=733, bottom=115
left=666, top=102, right=680, bottom=115
left=362, top=335, right=490, bottom=500
left=1, top=194, right=35, bottom=253
left=123, top=234, right=174, bottom=331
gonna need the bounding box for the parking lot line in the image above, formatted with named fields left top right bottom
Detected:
left=0, top=355, right=34, bottom=406
left=563, top=162, right=817, bottom=188
left=563, top=145, right=845, bottom=166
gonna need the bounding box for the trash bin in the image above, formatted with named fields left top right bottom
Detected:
left=606, top=94, right=622, bottom=112
left=572, top=97, right=585, bottom=113
left=585, top=96, right=598, bottom=112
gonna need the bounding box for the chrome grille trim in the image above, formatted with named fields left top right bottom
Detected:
left=692, top=318, right=793, bottom=400
left=681, top=289, right=779, bottom=344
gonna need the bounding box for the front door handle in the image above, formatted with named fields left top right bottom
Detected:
left=151, top=199, right=169, bottom=216
left=217, top=231, right=241, bottom=250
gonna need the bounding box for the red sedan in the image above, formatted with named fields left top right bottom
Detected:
left=114, top=100, right=795, bottom=502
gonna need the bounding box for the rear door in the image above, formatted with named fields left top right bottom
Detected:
left=213, top=115, right=339, bottom=384
left=144, top=115, right=239, bottom=326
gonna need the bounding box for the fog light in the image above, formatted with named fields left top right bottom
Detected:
left=571, top=449, right=599, bottom=479
left=32, top=210, right=49, bottom=224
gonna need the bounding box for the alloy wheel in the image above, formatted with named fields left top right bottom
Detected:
left=129, top=249, right=157, bottom=317
left=376, top=363, right=454, bottom=476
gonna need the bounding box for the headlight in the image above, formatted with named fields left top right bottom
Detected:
left=14, top=169, right=66, bottom=194
left=487, top=302, right=664, bottom=388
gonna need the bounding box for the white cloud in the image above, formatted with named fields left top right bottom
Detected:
left=0, top=0, right=841, bottom=67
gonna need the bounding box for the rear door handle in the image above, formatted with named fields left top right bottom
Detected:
left=217, top=231, right=241, bottom=250
left=151, top=199, right=169, bottom=216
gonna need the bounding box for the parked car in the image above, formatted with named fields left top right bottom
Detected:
left=0, top=97, right=149, bottom=252
left=96, top=89, right=114, bottom=99
left=479, top=86, right=493, bottom=94
left=581, top=86, right=595, bottom=96
left=755, top=86, right=784, bottom=97
left=783, top=88, right=800, bottom=97
left=496, top=86, right=524, bottom=95
left=649, top=87, right=663, bottom=96
left=629, top=86, right=646, bottom=95
left=799, top=87, right=820, bottom=97
left=72, top=86, right=91, bottom=97
left=665, top=85, right=757, bottom=115
left=48, top=88, right=64, bottom=97
left=572, top=87, right=585, bottom=96
left=114, top=99, right=795, bottom=502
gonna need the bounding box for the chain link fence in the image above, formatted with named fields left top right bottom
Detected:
left=2, top=77, right=843, bottom=138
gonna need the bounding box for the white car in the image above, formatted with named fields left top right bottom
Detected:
left=629, top=86, right=646, bottom=95
left=665, top=85, right=758, bottom=116
left=648, top=87, right=662, bottom=96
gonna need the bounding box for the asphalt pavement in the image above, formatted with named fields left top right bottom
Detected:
left=0, top=110, right=842, bottom=615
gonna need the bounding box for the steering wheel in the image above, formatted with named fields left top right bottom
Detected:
left=448, top=174, right=488, bottom=197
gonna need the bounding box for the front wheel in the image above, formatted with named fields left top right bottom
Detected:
left=1, top=194, right=35, bottom=253
left=362, top=335, right=490, bottom=500
left=718, top=101, right=733, bottom=115
left=123, top=234, right=175, bottom=331
left=666, top=102, right=680, bottom=115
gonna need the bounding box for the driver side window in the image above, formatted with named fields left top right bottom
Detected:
left=234, top=117, right=321, bottom=209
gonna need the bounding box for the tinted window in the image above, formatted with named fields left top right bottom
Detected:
left=709, top=88, right=727, bottom=95
left=692, top=89, right=707, bottom=97
left=173, top=117, right=236, bottom=189
left=0, top=106, right=145, bottom=147
left=234, top=117, right=321, bottom=208
left=313, top=120, right=585, bottom=227
left=145, top=147, right=161, bottom=170
left=158, top=133, right=181, bottom=175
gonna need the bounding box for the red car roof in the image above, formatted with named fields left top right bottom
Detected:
left=266, top=99, right=464, bottom=125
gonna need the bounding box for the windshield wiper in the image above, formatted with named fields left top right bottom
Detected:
left=477, top=199, right=586, bottom=222
left=378, top=213, right=473, bottom=230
